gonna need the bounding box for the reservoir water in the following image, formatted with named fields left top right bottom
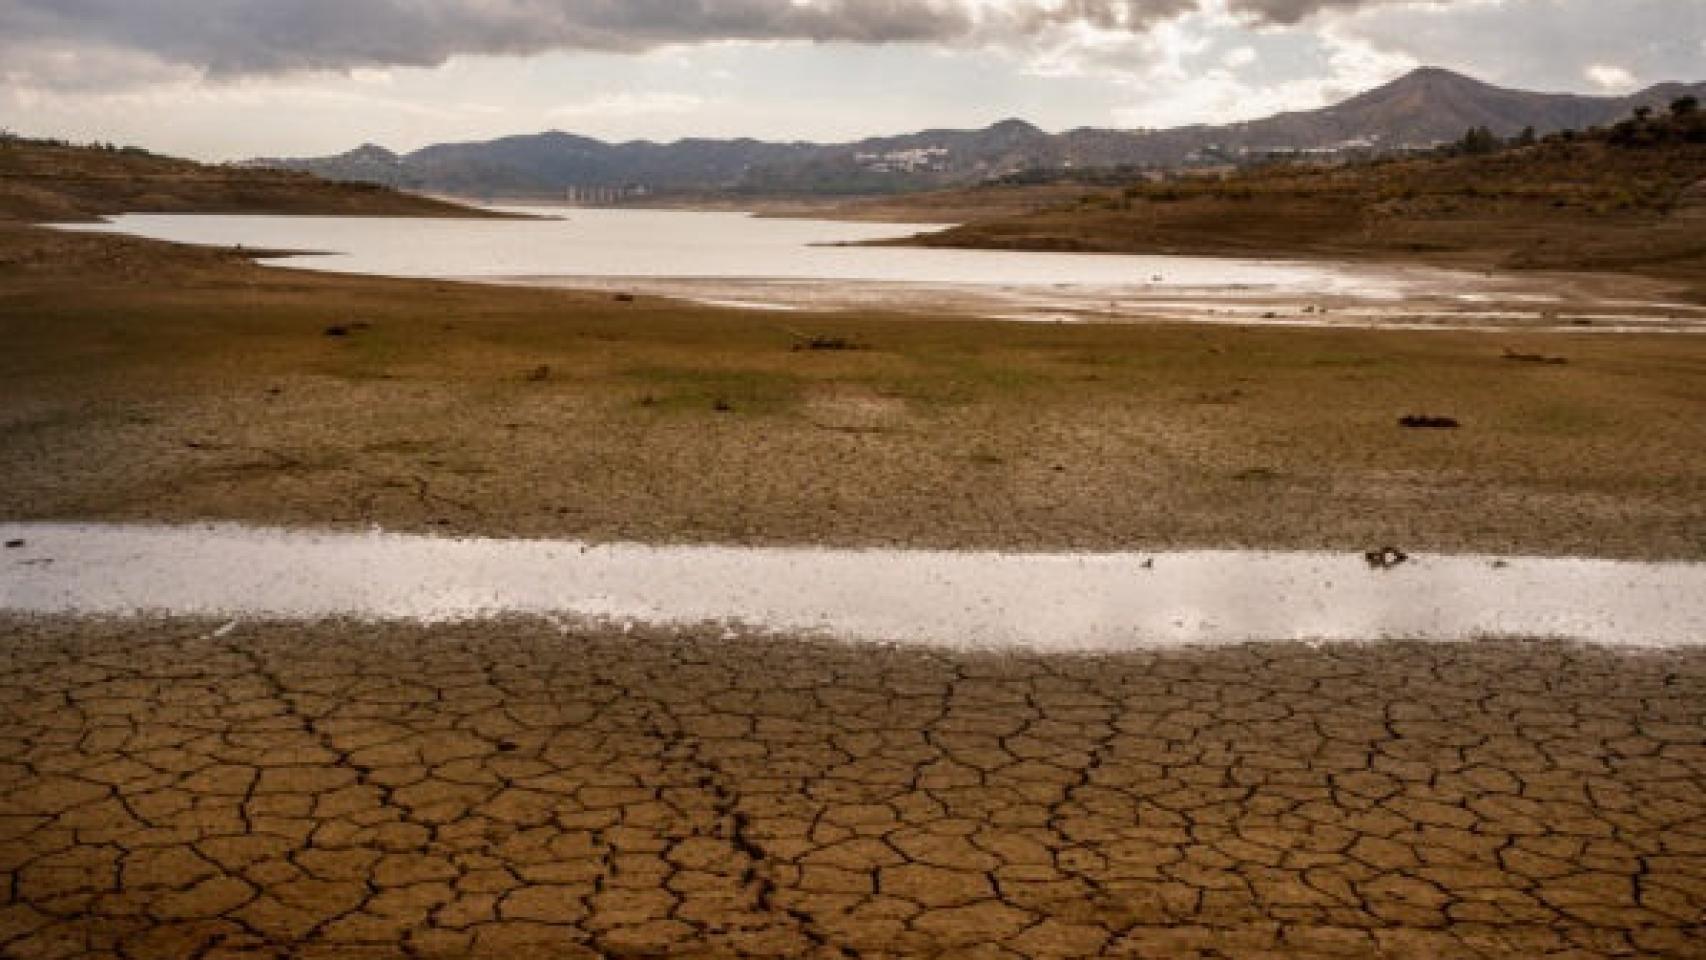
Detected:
left=65, top=208, right=1387, bottom=289
left=61, top=207, right=1706, bottom=331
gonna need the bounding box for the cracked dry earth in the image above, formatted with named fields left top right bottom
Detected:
left=1, top=618, right=1703, bottom=959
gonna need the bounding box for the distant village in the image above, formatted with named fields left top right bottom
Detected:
left=563, top=184, right=651, bottom=205
left=551, top=131, right=1470, bottom=204
left=852, top=146, right=951, bottom=173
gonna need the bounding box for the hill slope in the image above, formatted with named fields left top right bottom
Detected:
left=905, top=107, right=1706, bottom=293
left=1220, top=68, right=1696, bottom=149
left=0, top=136, right=489, bottom=222
left=257, top=68, right=1706, bottom=198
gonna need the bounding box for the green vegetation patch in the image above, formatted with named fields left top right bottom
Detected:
left=624, top=365, right=808, bottom=414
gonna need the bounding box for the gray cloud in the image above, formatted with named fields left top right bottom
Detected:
left=0, top=1, right=1216, bottom=81
left=1333, top=0, right=1706, bottom=91
left=0, top=0, right=1538, bottom=96
left=0, top=0, right=1471, bottom=86
left=1228, top=0, right=1386, bottom=25
left=8, top=0, right=1693, bottom=162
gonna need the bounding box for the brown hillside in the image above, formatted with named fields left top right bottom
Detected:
left=906, top=113, right=1706, bottom=296
left=0, top=136, right=494, bottom=221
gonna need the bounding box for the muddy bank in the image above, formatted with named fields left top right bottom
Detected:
left=508, top=274, right=1706, bottom=334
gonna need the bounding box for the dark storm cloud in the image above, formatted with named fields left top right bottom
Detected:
left=0, top=1, right=1213, bottom=78
left=0, top=0, right=1485, bottom=91
left=1227, top=0, right=1449, bottom=25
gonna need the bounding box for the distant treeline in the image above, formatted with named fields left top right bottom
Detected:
left=1451, top=95, right=1703, bottom=156
left=983, top=97, right=1706, bottom=194
left=0, top=131, right=157, bottom=158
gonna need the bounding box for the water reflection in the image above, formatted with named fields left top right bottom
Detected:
left=4, top=523, right=1701, bottom=649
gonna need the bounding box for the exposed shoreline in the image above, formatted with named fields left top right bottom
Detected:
left=480, top=272, right=1706, bottom=334
left=60, top=207, right=1706, bottom=334
left=4, top=219, right=1703, bottom=562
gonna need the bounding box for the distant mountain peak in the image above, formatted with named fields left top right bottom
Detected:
left=344, top=143, right=399, bottom=161
left=257, top=69, right=1706, bottom=198
left=1395, top=66, right=1481, bottom=84
left=1349, top=66, right=1498, bottom=103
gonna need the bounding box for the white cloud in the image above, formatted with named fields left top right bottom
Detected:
left=1223, top=46, right=1258, bottom=68
left=0, top=43, right=194, bottom=93
left=1325, top=0, right=1704, bottom=92
left=1007, top=0, right=1416, bottom=129
left=1586, top=64, right=1637, bottom=92
left=547, top=92, right=708, bottom=120
left=1109, top=34, right=1413, bottom=128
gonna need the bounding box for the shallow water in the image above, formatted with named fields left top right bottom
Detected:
left=61, top=208, right=1706, bottom=331
left=61, top=208, right=1403, bottom=294
left=4, top=523, right=1701, bottom=649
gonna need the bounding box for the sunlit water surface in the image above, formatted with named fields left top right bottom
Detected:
left=61, top=208, right=1706, bottom=330
left=65, top=208, right=1386, bottom=287
left=4, top=524, right=1701, bottom=649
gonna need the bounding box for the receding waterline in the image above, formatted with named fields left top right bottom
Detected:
left=3, top=523, right=1701, bottom=649
left=57, top=209, right=1387, bottom=293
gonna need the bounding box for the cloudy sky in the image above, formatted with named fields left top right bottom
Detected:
left=2, top=0, right=1701, bottom=160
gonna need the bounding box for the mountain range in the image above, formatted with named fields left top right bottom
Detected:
left=255, top=68, right=1706, bottom=199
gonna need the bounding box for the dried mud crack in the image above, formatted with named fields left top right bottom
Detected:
left=1, top=617, right=1703, bottom=959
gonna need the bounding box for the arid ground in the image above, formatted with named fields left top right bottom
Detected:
left=892, top=125, right=1706, bottom=304
left=3, top=618, right=1705, bottom=960
left=3, top=134, right=1705, bottom=957
left=2, top=224, right=1703, bottom=559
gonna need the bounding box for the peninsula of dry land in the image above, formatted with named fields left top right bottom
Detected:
left=0, top=135, right=498, bottom=222
left=894, top=112, right=1706, bottom=300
